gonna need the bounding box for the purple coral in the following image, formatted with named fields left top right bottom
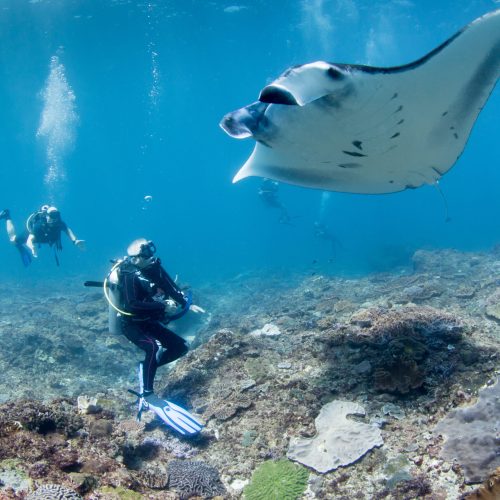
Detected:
left=435, top=379, right=500, bottom=483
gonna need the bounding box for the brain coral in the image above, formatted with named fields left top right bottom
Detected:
left=243, top=459, right=308, bottom=500
left=287, top=400, right=383, bottom=473
left=435, top=378, right=500, bottom=484
left=167, top=460, right=226, bottom=499
left=26, top=484, right=82, bottom=499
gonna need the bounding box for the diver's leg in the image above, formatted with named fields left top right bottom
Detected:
left=125, top=321, right=202, bottom=435
left=1, top=214, right=32, bottom=266
left=121, top=320, right=159, bottom=393
left=4, top=215, right=17, bottom=243
left=26, top=234, right=38, bottom=257
left=149, top=321, right=188, bottom=366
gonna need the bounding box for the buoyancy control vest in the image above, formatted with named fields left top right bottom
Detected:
left=104, top=258, right=193, bottom=335
left=26, top=211, right=63, bottom=249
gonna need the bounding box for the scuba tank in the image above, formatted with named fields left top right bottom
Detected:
left=107, top=263, right=123, bottom=335
left=85, top=257, right=193, bottom=334
left=85, top=258, right=134, bottom=335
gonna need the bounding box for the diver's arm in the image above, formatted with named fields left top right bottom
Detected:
left=190, top=304, right=205, bottom=313
left=62, top=223, right=85, bottom=250
left=145, top=260, right=187, bottom=306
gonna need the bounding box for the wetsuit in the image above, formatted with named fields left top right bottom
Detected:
left=31, top=218, right=66, bottom=248
left=15, top=213, right=66, bottom=247
left=119, top=258, right=188, bottom=393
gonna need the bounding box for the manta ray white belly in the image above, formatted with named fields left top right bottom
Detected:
left=221, top=9, right=500, bottom=194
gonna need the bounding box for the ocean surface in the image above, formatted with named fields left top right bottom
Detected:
left=0, top=0, right=498, bottom=286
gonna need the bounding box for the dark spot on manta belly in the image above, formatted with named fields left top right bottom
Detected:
left=352, top=140, right=363, bottom=150
left=442, top=111, right=448, bottom=116
left=391, top=93, right=398, bottom=100
left=453, top=133, right=458, bottom=139
left=338, top=163, right=362, bottom=168
left=390, top=132, right=400, bottom=139
left=389, top=180, right=394, bottom=183
left=397, top=119, right=404, bottom=125
left=263, top=165, right=332, bottom=185
left=394, top=105, right=403, bottom=113
left=342, top=150, right=367, bottom=157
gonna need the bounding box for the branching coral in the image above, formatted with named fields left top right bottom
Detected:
left=373, top=360, right=424, bottom=394
left=350, top=305, right=464, bottom=394
left=0, top=399, right=83, bottom=437
left=350, top=305, right=463, bottom=341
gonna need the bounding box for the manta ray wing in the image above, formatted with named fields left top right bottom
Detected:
left=220, top=9, right=500, bottom=194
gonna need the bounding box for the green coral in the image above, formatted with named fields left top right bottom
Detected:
left=244, top=358, right=271, bottom=383
left=241, top=430, right=257, bottom=447
left=95, top=486, right=143, bottom=500
left=244, top=459, right=309, bottom=500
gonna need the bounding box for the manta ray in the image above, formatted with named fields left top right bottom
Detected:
left=220, top=9, right=500, bottom=194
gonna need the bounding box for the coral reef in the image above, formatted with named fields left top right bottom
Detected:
left=463, top=467, right=500, bottom=500
left=287, top=400, right=383, bottom=473
left=348, top=305, right=465, bottom=394
left=134, top=464, right=168, bottom=490
left=167, top=460, right=226, bottom=499
left=349, top=305, right=463, bottom=339
left=434, top=378, right=500, bottom=484
left=243, top=459, right=308, bottom=500
left=26, top=483, right=82, bottom=499
left=0, top=248, right=498, bottom=498
left=0, top=399, right=83, bottom=437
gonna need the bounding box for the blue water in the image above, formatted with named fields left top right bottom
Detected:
left=0, top=0, right=498, bottom=286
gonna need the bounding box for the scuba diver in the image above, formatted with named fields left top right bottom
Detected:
left=103, top=238, right=205, bottom=435
left=314, top=221, right=341, bottom=257
left=0, top=205, right=85, bottom=266
left=258, top=178, right=298, bottom=226
left=258, top=178, right=283, bottom=209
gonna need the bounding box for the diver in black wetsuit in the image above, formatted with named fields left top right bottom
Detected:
left=314, top=221, right=341, bottom=256
left=258, top=178, right=298, bottom=226
left=112, top=238, right=204, bottom=398
left=0, top=205, right=85, bottom=266
left=258, top=178, right=283, bottom=209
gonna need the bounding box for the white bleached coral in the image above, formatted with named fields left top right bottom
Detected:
left=287, top=400, right=383, bottom=473
left=249, top=323, right=281, bottom=336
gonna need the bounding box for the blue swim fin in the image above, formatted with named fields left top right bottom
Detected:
left=16, top=244, right=32, bottom=267
left=128, top=363, right=203, bottom=436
